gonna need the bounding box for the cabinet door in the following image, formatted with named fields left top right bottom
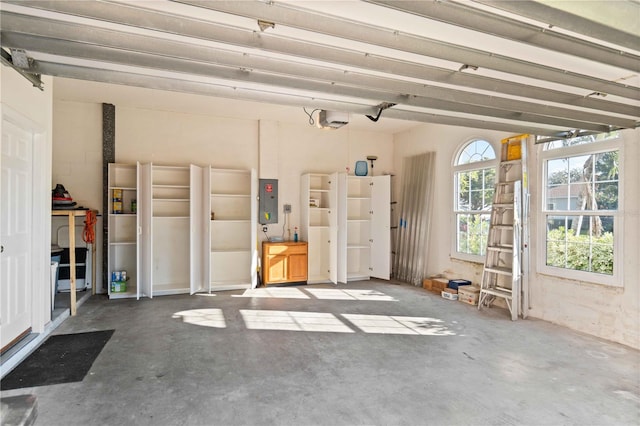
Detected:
left=137, top=162, right=152, bottom=299
left=329, top=172, right=339, bottom=284
left=189, top=165, right=206, bottom=294
left=370, top=175, right=390, bottom=280
left=336, top=173, right=348, bottom=283
left=250, top=168, right=258, bottom=289
left=288, top=252, right=308, bottom=281
left=266, top=254, right=288, bottom=283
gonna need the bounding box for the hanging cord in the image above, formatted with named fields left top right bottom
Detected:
left=303, top=107, right=320, bottom=126
left=83, top=210, right=97, bottom=244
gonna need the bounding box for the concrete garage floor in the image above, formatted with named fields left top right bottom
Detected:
left=2, top=281, right=639, bottom=426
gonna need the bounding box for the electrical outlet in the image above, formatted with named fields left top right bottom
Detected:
left=283, top=204, right=292, bottom=213
left=262, top=225, right=268, bottom=232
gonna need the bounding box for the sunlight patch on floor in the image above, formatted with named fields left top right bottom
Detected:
left=341, top=314, right=455, bottom=336
left=304, top=288, right=398, bottom=301
left=234, top=287, right=310, bottom=299
left=240, top=309, right=354, bottom=333
left=172, top=309, right=226, bottom=328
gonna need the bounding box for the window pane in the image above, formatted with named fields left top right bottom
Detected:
left=457, top=140, right=496, bottom=165
left=457, top=213, right=489, bottom=255
left=545, top=214, right=614, bottom=275
left=568, top=155, right=591, bottom=184
left=595, top=151, right=619, bottom=181
left=595, top=182, right=618, bottom=210
left=547, top=158, right=568, bottom=184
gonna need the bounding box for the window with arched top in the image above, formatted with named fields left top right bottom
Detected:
left=453, top=139, right=497, bottom=260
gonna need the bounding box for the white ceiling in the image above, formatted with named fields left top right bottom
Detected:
left=1, top=0, right=638, bottom=137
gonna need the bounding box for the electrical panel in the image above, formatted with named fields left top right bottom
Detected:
left=259, top=179, right=278, bottom=224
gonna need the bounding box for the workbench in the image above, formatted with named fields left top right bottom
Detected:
left=51, top=209, right=98, bottom=316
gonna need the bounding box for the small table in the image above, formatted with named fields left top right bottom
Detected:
left=51, top=209, right=98, bottom=316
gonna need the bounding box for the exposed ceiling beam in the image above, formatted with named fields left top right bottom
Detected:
left=2, top=20, right=634, bottom=130
left=365, top=0, right=640, bottom=73
left=474, top=0, right=640, bottom=52
left=3, top=1, right=640, bottom=117
left=2, top=2, right=636, bottom=119
left=177, top=0, right=639, bottom=99
left=30, top=60, right=581, bottom=138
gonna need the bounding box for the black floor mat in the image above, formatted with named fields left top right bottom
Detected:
left=1, top=330, right=114, bottom=390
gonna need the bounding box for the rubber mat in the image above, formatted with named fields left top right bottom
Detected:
left=1, top=330, right=114, bottom=390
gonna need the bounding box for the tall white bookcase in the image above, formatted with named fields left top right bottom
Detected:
left=149, top=164, right=192, bottom=296
left=300, top=173, right=339, bottom=283
left=107, top=163, right=139, bottom=299
left=109, top=162, right=257, bottom=299
left=201, top=166, right=257, bottom=291
left=338, top=173, right=390, bottom=282
left=299, top=172, right=391, bottom=284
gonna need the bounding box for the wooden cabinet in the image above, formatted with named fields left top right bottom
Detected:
left=262, top=242, right=308, bottom=285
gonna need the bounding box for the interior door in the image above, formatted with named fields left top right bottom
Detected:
left=370, top=175, right=390, bottom=280
left=1, top=118, right=34, bottom=350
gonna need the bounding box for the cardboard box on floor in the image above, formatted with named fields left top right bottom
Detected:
left=458, top=285, right=480, bottom=305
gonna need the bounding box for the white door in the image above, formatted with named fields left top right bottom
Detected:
left=1, top=118, right=34, bottom=350
left=370, top=175, right=390, bottom=280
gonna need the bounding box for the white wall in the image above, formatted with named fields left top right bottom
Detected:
left=51, top=100, right=104, bottom=292
left=393, top=123, right=640, bottom=349
left=51, top=95, right=394, bottom=287
left=393, top=124, right=511, bottom=283
left=527, top=128, right=639, bottom=348
left=1, top=66, right=53, bottom=332
left=260, top=120, right=393, bottom=241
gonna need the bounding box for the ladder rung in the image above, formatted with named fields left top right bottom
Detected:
left=500, top=159, right=522, bottom=166
left=492, top=203, right=513, bottom=209
left=491, top=224, right=513, bottom=230
left=496, top=180, right=520, bottom=186
left=487, top=245, right=513, bottom=253
left=480, top=287, right=513, bottom=299
left=484, top=266, right=512, bottom=275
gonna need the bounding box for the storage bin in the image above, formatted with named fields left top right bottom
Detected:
left=448, top=279, right=471, bottom=290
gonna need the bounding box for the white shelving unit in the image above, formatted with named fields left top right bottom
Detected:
left=150, top=165, right=191, bottom=296
left=338, top=173, right=391, bottom=282
left=300, top=173, right=338, bottom=283
left=204, top=167, right=257, bottom=291
left=107, top=163, right=138, bottom=299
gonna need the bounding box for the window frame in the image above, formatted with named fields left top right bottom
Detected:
left=538, top=134, right=623, bottom=287
left=451, top=139, right=498, bottom=263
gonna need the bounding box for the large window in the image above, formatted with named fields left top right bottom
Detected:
left=540, top=132, right=621, bottom=285
left=453, top=139, right=497, bottom=261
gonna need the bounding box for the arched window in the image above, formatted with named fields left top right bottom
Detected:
left=453, top=139, right=497, bottom=260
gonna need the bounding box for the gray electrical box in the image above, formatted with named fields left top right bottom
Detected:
left=259, top=179, right=278, bottom=224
